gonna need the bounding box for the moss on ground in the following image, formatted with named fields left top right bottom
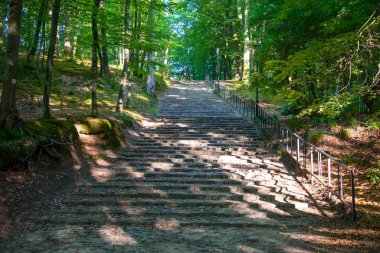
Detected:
left=76, top=118, right=125, bottom=149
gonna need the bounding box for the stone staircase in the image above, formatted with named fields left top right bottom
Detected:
left=4, top=81, right=331, bottom=252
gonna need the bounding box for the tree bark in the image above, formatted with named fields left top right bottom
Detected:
left=116, top=0, right=131, bottom=113
left=163, top=47, right=169, bottom=78
left=121, top=0, right=131, bottom=78
left=63, top=15, right=71, bottom=56
left=0, top=1, right=7, bottom=53
left=27, top=0, right=48, bottom=64
left=42, top=0, right=61, bottom=118
left=99, top=0, right=109, bottom=75
left=91, top=0, right=100, bottom=117
left=242, top=0, right=250, bottom=83
left=0, top=0, right=22, bottom=128
left=146, top=0, right=156, bottom=96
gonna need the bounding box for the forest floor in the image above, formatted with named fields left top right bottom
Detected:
left=0, top=54, right=170, bottom=243
left=222, top=81, right=380, bottom=228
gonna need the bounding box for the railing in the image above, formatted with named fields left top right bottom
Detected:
left=206, top=79, right=357, bottom=220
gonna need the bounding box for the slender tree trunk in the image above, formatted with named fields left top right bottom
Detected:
left=0, top=1, right=7, bottom=53
left=99, top=0, right=109, bottom=75
left=0, top=0, right=22, bottom=128
left=121, top=0, right=131, bottom=77
left=26, top=0, right=48, bottom=64
left=163, top=47, right=169, bottom=78
left=91, top=0, right=100, bottom=117
left=242, top=0, right=250, bottom=83
left=63, top=15, right=71, bottom=56
left=100, top=27, right=109, bottom=75
left=41, top=17, right=46, bottom=69
left=42, top=0, right=61, bottom=118
left=116, top=0, right=131, bottom=113
left=146, top=0, right=156, bottom=95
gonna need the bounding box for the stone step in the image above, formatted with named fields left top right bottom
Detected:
left=107, top=176, right=304, bottom=196
left=112, top=171, right=243, bottom=180
left=32, top=215, right=292, bottom=228
left=118, top=156, right=266, bottom=165
left=122, top=150, right=265, bottom=157
left=73, top=190, right=280, bottom=202
left=115, top=159, right=270, bottom=169
left=127, top=142, right=261, bottom=148
left=140, top=129, right=258, bottom=134
left=143, top=126, right=256, bottom=131
left=63, top=198, right=307, bottom=211
left=132, top=137, right=259, bottom=142
left=108, top=176, right=284, bottom=185
left=126, top=146, right=260, bottom=153
left=73, top=188, right=305, bottom=203
left=60, top=206, right=282, bottom=218
left=79, top=182, right=307, bottom=199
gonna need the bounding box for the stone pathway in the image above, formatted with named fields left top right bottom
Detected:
left=2, top=81, right=356, bottom=252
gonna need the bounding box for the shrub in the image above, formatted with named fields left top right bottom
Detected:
left=367, top=169, right=380, bottom=187
left=307, top=129, right=325, bottom=144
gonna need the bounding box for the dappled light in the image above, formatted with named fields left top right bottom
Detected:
left=99, top=225, right=138, bottom=246
left=1, top=0, right=379, bottom=249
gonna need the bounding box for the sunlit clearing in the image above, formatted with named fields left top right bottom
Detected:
left=99, top=225, right=138, bottom=246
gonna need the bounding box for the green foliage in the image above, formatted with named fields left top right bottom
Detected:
left=341, top=154, right=355, bottom=165
left=307, top=129, right=325, bottom=144
left=367, top=169, right=380, bottom=187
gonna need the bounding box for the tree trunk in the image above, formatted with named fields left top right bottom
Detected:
left=242, top=0, right=250, bottom=83
left=116, top=0, right=131, bottom=113
left=91, top=0, right=100, bottom=117
left=0, top=1, right=7, bottom=53
left=146, top=0, right=156, bottom=96
left=146, top=53, right=155, bottom=96
left=163, top=47, right=169, bottom=78
left=27, top=0, right=48, bottom=64
left=42, top=0, right=61, bottom=118
left=121, top=0, right=131, bottom=78
left=99, top=0, right=109, bottom=75
left=0, top=0, right=22, bottom=128
left=63, top=15, right=71, bottom=56
left=41, top=17, right=46, bottom=69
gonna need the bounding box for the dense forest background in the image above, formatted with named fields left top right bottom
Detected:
left=0, top=0, right=379, bottom=123
left=0, top=1, right=379, bottom=183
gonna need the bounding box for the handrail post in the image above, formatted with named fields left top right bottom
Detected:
left=351, top=170, right=356, bottom=220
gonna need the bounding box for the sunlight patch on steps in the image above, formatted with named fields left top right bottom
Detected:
left=154, top=218, right=180, bottom=230
left=91, top=168, right=116, bottom=183
left=98, top=225, right=138, bottom=246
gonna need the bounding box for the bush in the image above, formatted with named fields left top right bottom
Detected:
left=368, top=169, right=380, bottom=187
left=307, top=129, right=325, bottom=144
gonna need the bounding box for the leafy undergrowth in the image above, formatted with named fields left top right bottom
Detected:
left=224, top=80, right=380, bottom=225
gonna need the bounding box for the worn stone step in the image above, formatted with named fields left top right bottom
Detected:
left=63, top=198, right=306, bottom=211
left=32, top=215, right=292, bottom=228
left=73, top=190, right=278, bottom=202
left=113, top=171, right=243, bottom=180
left=82, top=182, right=307, bottom=200
left=122, top=150, right=265, bottom=157
left=127, top=142, right=261, bottom=149
left=126, top=146, right=260, bottom=153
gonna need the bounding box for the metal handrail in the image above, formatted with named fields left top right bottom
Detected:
left=206, top=79, right=357, bottom=220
